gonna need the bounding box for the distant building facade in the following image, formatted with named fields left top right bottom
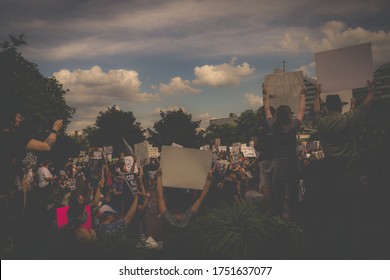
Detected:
left=353, top=62, right=390, bottom=104
left=209, top=113, right=239, bottom=126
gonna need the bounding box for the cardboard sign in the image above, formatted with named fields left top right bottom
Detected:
left=22, top=152, right=37, bottom=166
left=123, top=172, right=138, bottom=196
left=218, top=146, right=227, bottom=152
left=103, top=146, right=113, bottom=156
left=56, top=205, right=92, bottom=231
left=240, top=143, right=247, bottom=151
left=172, top=143, right=183, bottom=148
left=89, top=159, right=102, bottom=180
left=160, top=146, right=212, bottom=190
left=315, top=43, right=373, bottom=92
left=249, top=140, right=255, bottom=147
left=148, top=147, right=159, bottom=158
left=215, top=138, right=221, bottom=146
left=124, top=156, right=138, bottom=173
left=135, top=141, right=150, bottom=167
left=242, top=147, right=257, bottom=158
left=265, top=70, right=304, bottom=98
left=231, top=143, right=241, bottom=156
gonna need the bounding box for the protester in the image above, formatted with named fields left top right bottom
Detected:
left=313, top=80, right=376, bottom=251
left=156, top=167, right=213, bottom=228
left=256, top=105, right=275, bottom=214
left=0, top=103, right=62, bottom=257
left=264, top=83, right=306, bottom=219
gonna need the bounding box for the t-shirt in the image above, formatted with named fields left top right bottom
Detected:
left=97, top=219, right=126, bottom=236
left=37, top=166, right=53, bottom=188
left=313, top=105, right=366, bottom=159
left=258, top=121, right=275, bottom=161
left=0, top=130, right=31, bottom=195
left=267, top=118, right=301, bottom=159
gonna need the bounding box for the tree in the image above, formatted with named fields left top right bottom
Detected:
left=203, top=109, right=258, bottom=146
left=149, top=109, right=202, bottom=149
left=203, top=124, right=238, bottom=147
left=83, top=106, right=145, bottom=156
left=0, top=34, right=75, bottom=138
left=235, top=109, right=258, bottom=143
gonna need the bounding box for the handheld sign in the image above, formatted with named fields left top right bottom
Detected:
left=242, top=147, right=257, bottom=158
left=160, top=146, right=212, bottom=190
left=315, top=43, right=373, bottom=93
left=135, top=141, right=150, bottom=167
left=123, top=172, right=138, bottom=196
left=148, top=147, right=159, bottom=158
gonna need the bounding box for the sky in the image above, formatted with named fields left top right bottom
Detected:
left=1, top=0, right=390, bottom=134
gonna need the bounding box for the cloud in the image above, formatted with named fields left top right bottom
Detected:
left=53, top=65, right=160, bottom=133
left=158, top=77, right=201, bottom=95
left=193, top=59, right=256, bottom=87
left=244, top=93, right=263, bottom=108
left=304, top=21, right=390, bottom=66
left=53, top=65, right=160, bottom=106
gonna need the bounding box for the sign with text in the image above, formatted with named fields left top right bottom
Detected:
left=148, top=147, right=159, bottom=158
left=231, top=143, right=241, bottom=156
left=103, top=146, right=113, bottom=156
left=242, top=147, right=257, bottom=158
left=89, top=159, right=102, bottom=180
left=135, top=141, right=150, bottom=167
left=124, top=156, right=138, bottom=173
left=160, top=146, right=212, bottom=190
left=265, top=70, right=304, bottom=97
left=315, top=43, right=373, bottom=92
left=124, top=172, right=138, bottom=196
left=215, top=138, right=221, bottom=146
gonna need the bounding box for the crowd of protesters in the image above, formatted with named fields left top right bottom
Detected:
left=0, top=78, right=382, bottom=259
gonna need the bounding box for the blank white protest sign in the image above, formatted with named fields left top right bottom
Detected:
left=315, top=43, right=373, bottom=93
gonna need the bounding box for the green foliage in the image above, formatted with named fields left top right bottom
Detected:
left=83, top=106, right=145, bottom=156
left=150, top=108, right=202, bottom=149
left=184, top=203, right=305, bottom=259
left=0, top=34, right=74, bottom=137
left=203, top=109, right=258, bottom=146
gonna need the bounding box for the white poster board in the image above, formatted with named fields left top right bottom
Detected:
left=231, top=143, right=241, bottom=156
left=172, top=143, right=183, bottom=148
left=135, top=141, right=150, bottom=167
left=124, top=156, right=139, bottom=173
left=265, top=70, right=304, bottom=97
left=102, top=146, right=113, bottom=156
left=315, top=43, right=373, bottom=92
left=160, top=146, right=212, bottom=190
left=242, top=147, right=257, bottom=158
left=218, top=146, right=227, bottom=152
left=148, top=147, right=159, bottom=158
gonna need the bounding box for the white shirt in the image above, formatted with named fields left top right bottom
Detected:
left=37, top=166, right=52, bottom=188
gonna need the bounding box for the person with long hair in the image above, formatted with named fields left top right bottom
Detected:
left=264, top=83, right=306, bottom=219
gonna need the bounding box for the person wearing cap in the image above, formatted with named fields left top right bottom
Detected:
left=313, top=81, right=375, bottom=160
left=313, top=80, right=376, bottom=251
left=96, top=190, right=138, bottom=236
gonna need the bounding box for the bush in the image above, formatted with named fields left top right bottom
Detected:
left=183, top=203, right=305, bottom=259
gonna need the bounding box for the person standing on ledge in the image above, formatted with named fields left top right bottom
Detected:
left=0, top=103, right=63, bottom=257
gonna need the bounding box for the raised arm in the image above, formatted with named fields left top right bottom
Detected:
left=263, top=84, right=272, bottom=120
left=26, top=119, right=63, bottom=151
left=362, top=79, right=376, bottom=106
left=296, top=86, right=307, bottom=122
left=156, top=168, right=167, bottom=215
left=313, top=84, right=321, bottom=113
left=123, top=193, right=139, bottom=225
left=92, top=177, right=105, bottom=207
left=191, top=171, right=213, bottom=214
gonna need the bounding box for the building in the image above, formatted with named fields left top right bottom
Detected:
left=353, top=62, right=390, bottom=104
left=209, top=113, right=239, bottom=126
